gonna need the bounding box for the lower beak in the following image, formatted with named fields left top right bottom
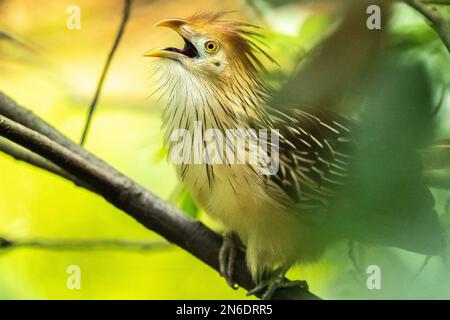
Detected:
left=144, top=49, right=176, bottom=59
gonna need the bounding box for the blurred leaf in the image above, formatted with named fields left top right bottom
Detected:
left=297, top=12, right=331, bottom=45
left=270, top=0, right=390, bottom=114
left=169, top=185, right=200, bottom=218
left=389, top=4, right=450, bottom=89
left=333, top=55, right=445, bottom=255
left=154, top=145, right=169, bottom=162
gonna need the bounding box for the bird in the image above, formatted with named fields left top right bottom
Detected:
left=145, top=11, right=447, bottom=299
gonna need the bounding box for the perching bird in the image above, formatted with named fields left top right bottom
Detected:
left=145, top=12, right=447, bottom=298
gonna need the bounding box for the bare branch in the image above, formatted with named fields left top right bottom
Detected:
left=0, top=29, right=37, bottom=53
left=422, top=0, right=450, bottom=5
left=405, top=0, right=450, bottom=54
left=0, top=93, right=125, bottom=175
left=79, top=0, right=132, bottom=145
left=0, top=95, right=320, bottom=300
left=0, top=236, right=169, bottom=252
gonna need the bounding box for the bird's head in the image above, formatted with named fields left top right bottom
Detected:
left=145, top=12, right=275, bottom=89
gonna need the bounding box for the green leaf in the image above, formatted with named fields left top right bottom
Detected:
left=169, top=185, right=200, bottom=218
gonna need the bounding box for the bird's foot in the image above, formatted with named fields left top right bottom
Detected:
left=247, top=267, right=308, bottom=300
left=219, top=233, right=239, bottom=290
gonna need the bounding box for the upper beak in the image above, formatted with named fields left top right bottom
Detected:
left=154, top=18, right=187, bottom=32
left=144, top=18, right=188, bottom=59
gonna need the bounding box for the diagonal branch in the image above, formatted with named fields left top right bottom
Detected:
left=79, top=0, right=132, bottom=145
left=0, top=137, right=94, bottom=191
left=405, top=0, right=450, bottom=54
left=0, top=94, right=320, bottom=300
left=422, top=0, right=450, bottom=4
left=0, top=93, right=125, bottom=176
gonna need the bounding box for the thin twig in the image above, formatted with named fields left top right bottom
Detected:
left=0, top=93, right=124, bottom=175
left=0, top=103, right=319, bottom=300
left=0, top=30, right=35, bottom=51
left=79, top=0, right=132, bottom=145
left=421, top=0, right=450, bottom=4
left=405, top=0, right=450, bottom=54
left=0, top=236, right=169, bottom=252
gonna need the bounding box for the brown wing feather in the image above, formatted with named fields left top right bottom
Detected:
left=267, top=106, right=356, bottom=209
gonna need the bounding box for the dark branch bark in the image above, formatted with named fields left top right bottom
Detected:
left=0, top=138, right=94, bottom=191
left=0, top=94, right=320, bottom=300
left=0, top=93, right=126, bottom=176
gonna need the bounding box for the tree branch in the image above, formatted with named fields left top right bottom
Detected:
left=0, top=94, right=320, bottom=300
left=79, top=0, right=132, bottom=145
left=0, top=93, right=125, bottom=176
left=0, top=137, right=94, bottom=191
left=0, top=236, right=169, bottom=252
left=422, top=0, right=450, bottom=5
left=405, top=0, right=450, bottom=54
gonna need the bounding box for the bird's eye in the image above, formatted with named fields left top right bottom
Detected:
left=204, top=40, right=218, bottom=53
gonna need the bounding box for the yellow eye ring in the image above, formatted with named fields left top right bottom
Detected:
left=204, top=40, right=218, bottom=53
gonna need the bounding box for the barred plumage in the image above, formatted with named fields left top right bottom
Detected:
left=146, top=12, right=445, bottom=296
left=268, top=107, right=356, bottom=209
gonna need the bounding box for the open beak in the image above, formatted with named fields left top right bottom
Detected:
left=144, top=18, right=199, bottom=60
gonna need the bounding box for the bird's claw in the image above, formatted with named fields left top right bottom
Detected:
left=219, top=234, right=238, bottom=290
left=247, top=268, right=308, bottom=300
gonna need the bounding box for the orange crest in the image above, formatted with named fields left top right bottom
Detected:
left=185, top=11, right=277, bottom=73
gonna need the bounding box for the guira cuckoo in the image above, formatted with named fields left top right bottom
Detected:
left=145, top=12, right=446, bottom=299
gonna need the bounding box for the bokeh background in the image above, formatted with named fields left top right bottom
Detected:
left=1, top=0, right=450, bottom=299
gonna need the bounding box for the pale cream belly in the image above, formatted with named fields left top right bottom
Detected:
left=178, top=163, right=327, bottom=279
